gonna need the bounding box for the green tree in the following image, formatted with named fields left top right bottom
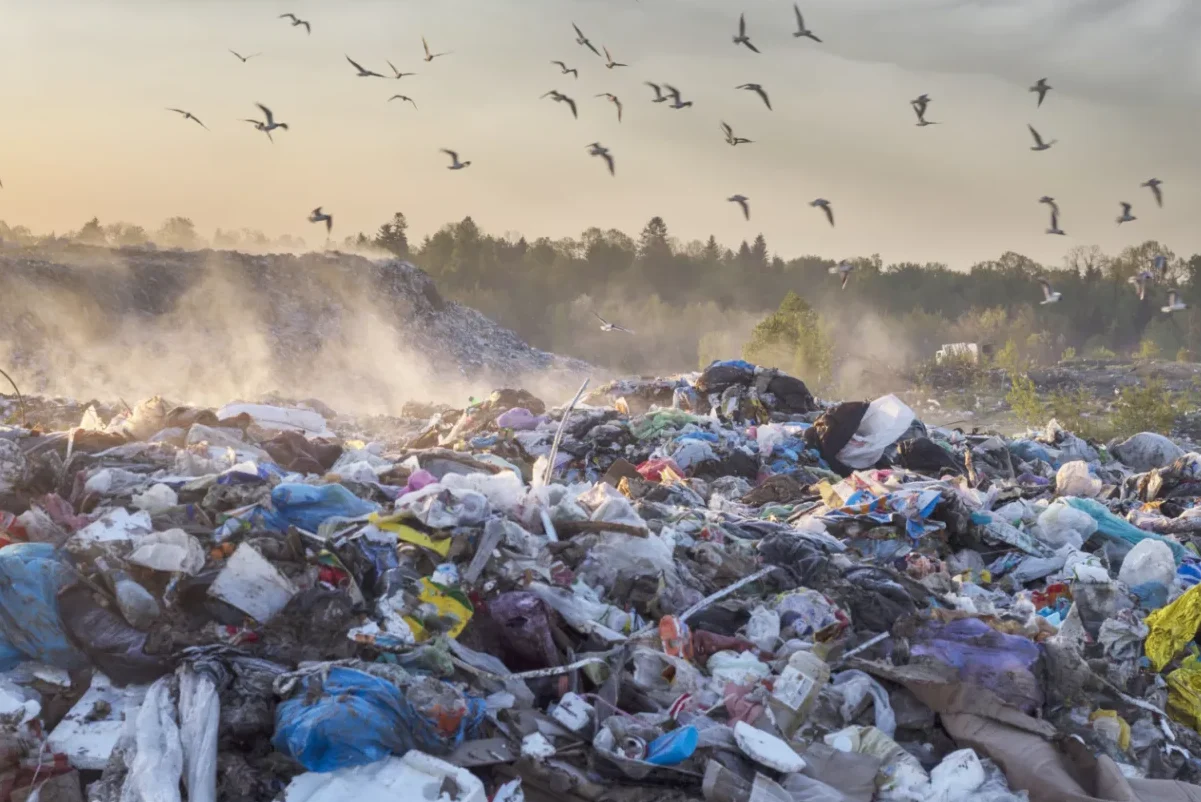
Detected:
left=75, top=217, right=106, bottom=245
left=156, top=216, right=199, bottom=249
left=374, top=212, right=410, bottom=258
left=743, top=292, right=832, bottom=386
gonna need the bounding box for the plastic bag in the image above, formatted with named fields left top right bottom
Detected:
left=1055, top=460, right=1102, bottom=498
left=208, top=544, right=299, bottom=623
left=283, top=752, right=487, bottom=802
left=1065, top=496, right=1186, bottom=563
left=496, top=407, right=542, bottom=430
left=128, top=529, right=206, bottom=575
left=179, top=666, right=219, bottom=802
left=441, top=471, right=524, bottom=517
left=394, top=485, right=489, bottom=529
left=1118, top=538, right=1175, bottom=596
left=270, top=483, right=380, bottom=532
left=273, top=669, right=486, bottom=772
left=122, top=676, right=184, bottom=802
left=0, top=543, right=88, bottom=671
left=745, top=606, right=781, bottom=652
left=1036, top=502, right=1097, bottom=550
left=911, top=618, right=1042, bottom=713
left=1145, top=583, right=1201, bottom=671
left=832, top=670, right=896, bottom=737
left=837, top=395, right=916, bottom=470
left=132, top=483, right=179, bottom=514
left=58, top=584, right=169, bottom=685
left=1112, top=432, right=1185, bottom=472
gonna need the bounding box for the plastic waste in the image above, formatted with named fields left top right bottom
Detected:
left=1055, top=460, right=1103, bottom=498
left=216, top=402, right=333, bottom=436
left=179, top=665, right=219, bottom=802
left=1145, top=583, right=1201, bottom=671
left=831, top=669, right=896, bottom=737
left=131, top=482, right=179, bottom=514
left=644, top=726, right=699, bottom=765
left=395, top=484, right=489, bottom=529
left=208, top=543, right=299, bottom=623
left=127, top=528, right=206, bottom=575
left=825, top=725, right=927, bottom=794
left=97, top=557, right=161, bottom=630
left=836, top=395, right=915, bottom=470
left=284, top=751, right=487, bottom=802
left=1111, top=432, right=1186, bottom=472
left=1118, top=538, right=1176, bottom=608
left=1065, top=496, right=1186, bottom=563
left=0, top=542, right=88, bottom=671
left=121, top=676, right=184, bottom=802
left=745, top=606, right=781, bottom=652
left=734, top=721, right=806, bottom=773
left=495, top=407, right=542, bottom=430
left=911, top=617, right=1042, bottom=713
left=270, top=483, right=380, bottom=532
left=1036, top=502, right=1097, bottom=550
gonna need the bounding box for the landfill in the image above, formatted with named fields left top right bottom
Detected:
left=7, top=359, right=1201, bottom=802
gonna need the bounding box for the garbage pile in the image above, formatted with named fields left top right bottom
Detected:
left=5, top=359, right=1201, bottom=801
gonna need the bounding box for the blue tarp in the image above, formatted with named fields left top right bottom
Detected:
left=0, top=543, right=88, bottom=671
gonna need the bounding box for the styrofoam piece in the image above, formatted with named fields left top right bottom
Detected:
left=283, top=751, right=486, bottom=802
left=734, top=721, right=806, bottom=773
left=207, top=544, right=298, bottom=623
left=47, top=673, right=150, bottom=770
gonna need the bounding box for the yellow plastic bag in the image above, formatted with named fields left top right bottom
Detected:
left=1144, top=583, right=1201, bottom=672
left=403, top=578, right=474, bottom=641
left=369, top=513, right=452, bottom=558
left=1167, top=656, right=1201, bottom=731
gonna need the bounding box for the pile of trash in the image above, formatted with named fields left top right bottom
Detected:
left=6, top=359, right=1201, bottom=801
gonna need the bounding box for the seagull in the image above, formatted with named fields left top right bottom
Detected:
left=441, top=149, right=471, bottom=170
left=734, top=14, right=760, bottom=53
left=664, top=84, right=692, bottom=109
left=1153, top=253, right=1169, bottom=280
left=1039, top=196, right=1059, bottom=216
left=541, top=90, right=578, bottom=119
left=720, top=121, right=752, bottom=145
left=278, top=13, right=311, bottom=34
left=737, top=84, right=771, bottom=110
left=913, top=105, right=939, bottom=126
left=594, top=312, right=633, bottom=333
left=645, top=82, right=669, bottom=103
left=387, top=61, right=417, bottom=79
left=792, top=5, right=822, bottom=41
left=1027, top=124, right=1056, bottom=151
left=911, top=94, right=930, bottom=118
left=552, top=61, right=579, bottom=79
left=572, top=23, right=602, bottom=58
left=1046, top=208, right=1066, bottom=236
left=828, top=260, right=853, bottom=290
left=229, top=50, right=261, bottom=63
left=241, top=104, right=288, bottom=142
left=308, top=207, right=333, bottom=234
left=1163, top=290, right=1188, bottom=314
left=1130, top=269, right=1154, bottom=301
left=810, top=198, right=834, bottom=227
left=727, top=195, right=750, bottom=220
left=241, top=118, right=274, bottom=142
left=587, top=142, right=615, bottom=176
left=1038, top=278, right=1061, bottom=305
left=422, top=37, right=450, bottom=62
left=166, top=108, right=208, bottom=130
left=603, top=46, right=627, bottom=69
left=346, top=55, right=386, bottom=78
left=596, top=93, right=623, bottom=122
left=1116, top=202, right=1136, bottom=224
left=389, top=95, right=418, bottom=109
left=1030, top=78, right=1051, bottom=108
left=1142, top=178, right=1164, bottom=208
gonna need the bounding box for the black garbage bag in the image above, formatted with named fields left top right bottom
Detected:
left=59, top=584, right=172, bottom=686
left=833, top=566, right=925, bottom=633
left=695, top=361, right=755, bottom=395
left=757, top=531, right=832, bottom=588
left=897, top=438, right=963, bottom=476
left=762, top=372, right=817, bottom=414
left=803, top=401, right=870, bottom=477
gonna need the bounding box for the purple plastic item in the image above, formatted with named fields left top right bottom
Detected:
left=403, top=469, right=438, bottom=495
left=911, top=617, right=1043, bottom=713
left=496, top=407, right=542, bottom=431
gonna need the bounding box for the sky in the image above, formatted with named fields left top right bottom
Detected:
left=3, top=0, right=1201, bottom=269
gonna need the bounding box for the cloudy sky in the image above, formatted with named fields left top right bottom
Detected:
left=3, top=0, right=1200, bottom=268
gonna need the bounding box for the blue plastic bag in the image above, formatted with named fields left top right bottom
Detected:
left=268, top=483, right=380, bottom=532
left=273, top=668, right=486, bottom=772
left=0, top=543, right=88, bottom=671
left=912, top=617, right=1042, bottom=713
left=1064, top=496, right=1186, bottom=564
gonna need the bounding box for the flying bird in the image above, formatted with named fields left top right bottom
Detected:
left=1030, top=78, right=1051, bottom=108
left=603, top=46, right=627, bottom=69
left=596, top=93, right=623, bottom=122
left=1163, top=291, right=1188, bottom=314
left=1153, top=253, right=1169, bottom=280
left=587, top=142, right=615, bottom=176
left=242, top=104, right=288, bottom=142
left=572, top=24, right=602, bottom=57
left=810, top=198, right=834, bottom=227
left=1038, top=278, right=1062, bottom=305
left=308, top=207, right=333, bottom=234
left=1027, top=124, right=1056, bottom=151
left=734, top=14, right=760, bottom=53
left=1116, top=202, right=1136, bottom=224
left=1142, top=178, right=1164, bottom=208
left=911, top=94, right=930, bottom=118
left=645, top=82, right=669, bottom=103
left=664, top=84, right=692, bottom=109
left=913, top=104, right=938, bottom=126
left=1046, top=208, right=1065, bottom=236
left=727, top=195, right=750, bottom=220
left=541, top=90, right=578, bottom=119
left=1038, top=196, right=1059, bottom=216
left=389, top=95, right=418, bottom=109
left=594, top=312, right=633, bottom=333
left=737, top=84, right=771, bottom=110
left=441, top=149, right=471, bottom=170
left=346, top=55, right=386, bottom=78
left=387, top=61, right=417, bottom=79
left=552, top=61, right=579, bottom=79
left=792, top=5, right=822, bottom=41
left=166, top=108, right=208, bottom=130
left=720, top=121, right=752, bottom=145
left=229, top=50, right=261, bottom=63
left=1130, top=269, right=1154, bottom=301
left=422, top=37, right=450, bottom=62
left=278, top=13, right=311, bottom=34
left=829, top=260, right=853, bottom=290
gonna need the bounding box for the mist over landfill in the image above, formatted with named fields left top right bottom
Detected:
left=11, top=1, right=1201, bottom=801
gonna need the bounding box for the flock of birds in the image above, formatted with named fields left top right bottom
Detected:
left=144, top=6, right=1181, bottom=331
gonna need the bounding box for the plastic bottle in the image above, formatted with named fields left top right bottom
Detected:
left=96, top=558, right=161, bottom=630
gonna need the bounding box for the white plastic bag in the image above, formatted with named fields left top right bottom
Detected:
left=179, top=667, right=219, bottom=802
left=1118, top=538, right=1175, bottom=590
left=121, top=677, right=183, bottom=802
left=208, top=544, right=299, bottom=623
left=132, top=484, right=179, bottom=514
left=1112, top=432, right=1185, bottom=472
left=128, top=529, right=206, bottom=575
left=837, top=395, right=916, bottom=470
left=1055, top=460, right=1102, bottom=498
left=746, top=606, right=781, bottom=653
left=1036, top=502, right=1098, bottom=549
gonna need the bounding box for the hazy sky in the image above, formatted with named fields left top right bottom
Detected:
left=4, top=0, right=1201, bottom=268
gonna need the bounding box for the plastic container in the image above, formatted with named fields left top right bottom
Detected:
left=97, top=558, right=161, bottom=630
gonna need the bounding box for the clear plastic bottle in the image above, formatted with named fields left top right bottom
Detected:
left=96, top=558, right=161, bottom=630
